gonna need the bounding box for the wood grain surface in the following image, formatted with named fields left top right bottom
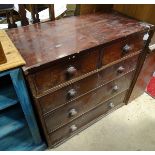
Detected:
left=113, top=4, right=155, bottom=25
left=6, top=11, right=153, bottom=74
left=0, top=30, right=25, bottom=72
left=48, top=90, right=127, bottom=146
left=0, top=42, right=7, bottom=65
left=6, top=11, right=154, bottom=148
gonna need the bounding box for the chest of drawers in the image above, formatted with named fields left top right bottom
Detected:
left=7, top=11, right=154, bottom=148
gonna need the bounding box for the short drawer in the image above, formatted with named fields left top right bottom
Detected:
left=38, top=54, right=138, bottom=114
left=29, top=48, right=100, bottom=96
left=48, top=90, right=127, bottom=146
left=101, top=32, right=145, bottom=66
left=99, top=53, right=139, bottom=85
left=45, top=71, right=134, bottom=133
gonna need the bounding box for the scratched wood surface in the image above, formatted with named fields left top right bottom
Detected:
left=0, top=30, right=25, bottom=72
left=6, top=11, right=153, bottom=73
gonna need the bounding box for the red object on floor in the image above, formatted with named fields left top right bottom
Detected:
left=146, top=76, right=155, bottom=98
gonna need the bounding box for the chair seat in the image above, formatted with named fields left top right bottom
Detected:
left=0, top=4, right=14, bottom=11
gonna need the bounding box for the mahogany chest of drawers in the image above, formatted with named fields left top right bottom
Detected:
left=7, top=11, right=154, bottom=148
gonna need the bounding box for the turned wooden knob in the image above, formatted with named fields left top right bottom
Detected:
left=70, top=125, right=77, bottom=132
left=113, top=85, right=119, bottom=91
left=66, top=66, right=77, bottom=76
left=69, top=108, right=78, bottom=117
left=122, top=44, right=132, bottom=54
left=117, top=66, right=125, bottom=73
left=67, top=89, right=77, bottom=98
left=109, top=102, right=115, bottom=108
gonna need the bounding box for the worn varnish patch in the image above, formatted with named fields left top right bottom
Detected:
left=6, top=11, right=153, bottom=73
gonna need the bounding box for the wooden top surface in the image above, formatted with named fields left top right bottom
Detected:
left=6, top=11, right=153, bottom=73
left=0, top=30, right=25, bottom=72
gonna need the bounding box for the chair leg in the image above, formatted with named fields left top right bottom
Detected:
left=30, top=4, right=37, bottom=24
left=6, top=10, right=17, bottom=29
left=18, top=4, right=29, bottom=26
left=10, top=10, right=17, bottom=28
left=49, top=4, right=55, bottom=21
left=6, top=10, right=12, bottom=29
left=30, top=4, right=40, bottom=24
left=35, top=5, right=40, bottom=23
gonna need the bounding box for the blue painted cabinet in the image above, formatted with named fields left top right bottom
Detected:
left=0, top=68, right=46, bottom=151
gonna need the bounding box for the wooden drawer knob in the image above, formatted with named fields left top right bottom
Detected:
left=117, top=66, right=125, bottom=73
left=109, top=102, right=115, bottom=108
left=69, top=108, right=78, bottom=117
left=113, top=85, right=119, bottom=91
left=122, top=44, right=132, bottom=54
left=70, top=125, right=77, bottom=132
left=66, top=66, right=77, bottom=76
left=67, top=89, right=77, bottom=98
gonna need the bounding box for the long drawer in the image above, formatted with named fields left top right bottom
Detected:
left=38, top=54, right=139, bottom=114
left=44, top=71, right=134, bottom=133
left=28, top=48, right=100, bottom=96
left=48, top=90, right=127, bottom=146
left=101, top=32, right=145, bottom=65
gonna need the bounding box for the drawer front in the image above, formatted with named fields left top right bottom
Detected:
left=48, top=90, right=127, bottom=146
left=99, top=53, right=139, bottom=85
left=39, top=54, right=138, bottom=114
left=102, top=33, right=145, bottom=65
left=45, top=71, right=134, bottom=133
left=30, top=48, right=99, bottom=96
left=39, top=73, right=99, bottom=114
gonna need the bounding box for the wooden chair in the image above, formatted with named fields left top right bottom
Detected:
left=0, top=4, right=17, bottom=28
left=18, top=4, right=55, bottom=26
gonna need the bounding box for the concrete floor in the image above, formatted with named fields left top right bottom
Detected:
left=50, top=93, right=155, bottom=151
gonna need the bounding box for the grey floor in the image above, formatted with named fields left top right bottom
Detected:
left=50, top=93, right=155, bottom=151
